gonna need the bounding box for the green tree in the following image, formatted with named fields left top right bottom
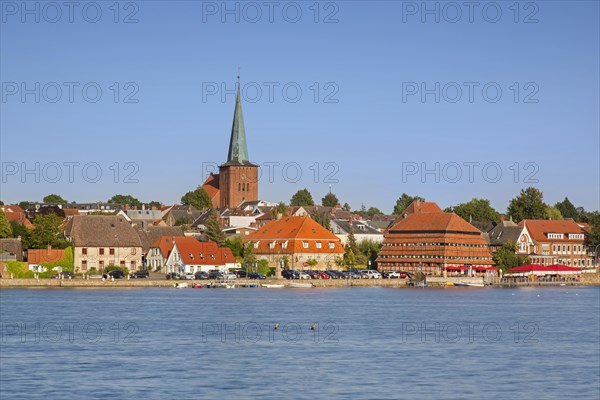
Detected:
left=181, top=187, right=213, bottom=209
left=507, top=187, right=547, bottom=222
left=43, top=194, right=67, bottom=204
left=446, top=198, right=500, bottom=222
left=148, top=201, right=163, bottom=209
left=108, top=194, right=142, bottom=209
left=203, top=210, right=225, bottom=246
left=322, top=192, right=339, bottom=207
left=492, top=241, right=530, bottom=272
left=586, top=211, right=600, bottom=248
left=9, top=221, right=31, bottom=249
left=343, top=203, right=351, bottom=212
left=0, top=210, right=12, bottom=238
left=554, top=197, right=580, bottom=220
left=393, top=194, right=425, bottom=215
left=307, top=259, right=319, bottom=268
left=18, top=201, right=32, bottom=209
left=544, top=206, right=563, bottom=220
left=271, top=202, right=288, bottom=218
left=224, top=235, right=244, bottom=259
left=290, top=189, right=314, bottom=206
left=358, top=239, right=383, bottom=267
left=0, top=200, right=4, bottom=205
left=29, top=213, right=69, bottom=249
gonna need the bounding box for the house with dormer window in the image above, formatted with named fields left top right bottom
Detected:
left=517, top=220, right=592, bottom=268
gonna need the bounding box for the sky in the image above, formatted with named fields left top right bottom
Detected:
left=1, top=0, right=599, bottom=214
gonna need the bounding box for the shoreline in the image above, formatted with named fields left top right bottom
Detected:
left=1, top=277, right=597, bottom=289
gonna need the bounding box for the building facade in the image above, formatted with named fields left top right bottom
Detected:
left=376, top=200, right=494, bottom=275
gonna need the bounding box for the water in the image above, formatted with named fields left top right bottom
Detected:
left=1, top=286, right=599, bottom=399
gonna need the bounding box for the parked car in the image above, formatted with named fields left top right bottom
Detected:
left=282, top=270, right=300, bottom=279
left=249, top=272, right=267, bottom=280
left=182, top=273, right=196, bottom=280
left=222, top=272, right=237, bottom=280
left=307, top=270, right=322, bottom=279
left=298, top=271, right=311, bottom=280
left=233, top=269, right=247, bottom=278
left=208, top=270, right=222, bottom=279
left=326, top=270, right=341, bottom=279
left=130, top=270, right=149, bottom=279
left=51, top=271, right=74, bottom=279
left=363, top=270, right=382, bottom=279
left=383, top=271, right=400, bottom=279
left=318, top=271, right=330, bottom=279
left=194, top=271, right=209, bottom=280
left=399, top=271, right=413, bottom=279
left=106, top=270, right=125, bottom=279
left=166, top=272, right=181, bottom=280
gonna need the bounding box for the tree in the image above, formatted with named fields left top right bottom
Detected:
left=290, top=189, right=314, bottom=206
left=307, top=259, right=319, bottom=268
left=446, top=198, right=500, bottom=222
left=322, top=192, right=339, bottom=207
left=358, top=239, right=382, bottom=268
left=10, top=221, right=31, bottom=248
left=507, top=187, right=547, bottom=222
left=0, top=210, right=12, bottom=238
left=203, top=210, right=225, bottom=246
left=28, top=213, right=69, bottom=249
left=43, top=194, right=67, bottom=204
left=18, top=201, right=32, bottom=209
left=586, top=211, right=600, bottom=248
left=181, top=187, right=213, bottom=209
left=108, top=194, right=142, bottom=209
left=343, top=203, right=351, bottom=212
left=492, top=241, right=530, bottom=272
left=0, top=200, right=4, bottom=205
left=148, top=201, right=163, bottom=209
left=393, top=194, right=425, bottom=215
left=555, top=197, right=581, bottom=221
left=224, top=235, right=244, bottom=259
left=271, top=202, right=288, bottom=218
left=544, top=206, right=563, bottom=221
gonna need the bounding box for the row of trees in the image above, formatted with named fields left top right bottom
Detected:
left=0, top=211, right=70, bottom=249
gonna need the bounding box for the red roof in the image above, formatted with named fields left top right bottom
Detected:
left=519, top=220, right=587, bottom=242
left=401, top=200, right=443, bottom=215
left=244, top=216, right=344, bottom=254
left=389, top=212, right=482, bottom=234
left=201, top=174, right=220, bottom=205
left=174, top=239, right=234, bottom=266
left=27, top=246, right=66, bottom=264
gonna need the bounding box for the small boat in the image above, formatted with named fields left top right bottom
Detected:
left=446, top=282, right=455, bottom=286
left=174, top=282, right=188, bottom=289
left=453, top=283, right=466, bottom=287
left=289, top=282, right=313, bottom=288
left=206, top=282, right=235, bottom=289
left=465, top=283, right=485, bottom=287
left=192, top=284, right=203, bottom=289
left=262, top=284, right=285, bottom=288
left=239, top=283, right=259, bottom=288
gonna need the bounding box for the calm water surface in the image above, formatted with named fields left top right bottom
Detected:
left=1, top=286, right=599, bottom=399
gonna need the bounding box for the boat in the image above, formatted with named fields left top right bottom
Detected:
left=205, top=282, right=235, bottom=289
left=174, top=282, right=188, bottom=289
left=262, top=284, right=285, bottom=288
left=465, top=283, right=485, bottom=287
left=289, top=282, right=313, bottom=288
left=239, top=283, right=259, bottom=288
left=192, top=284, right=203, bottom=289
left=453, top=283, right=466, bottom=287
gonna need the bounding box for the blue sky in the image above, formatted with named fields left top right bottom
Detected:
left=1, top=0, right=599, bottom=213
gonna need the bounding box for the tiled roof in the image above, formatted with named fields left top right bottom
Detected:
left=201, top=174, right=220, bottom=204
left=28, top=247, right=66, bottom=264
left=173, top=238, right=235, bottom=266
left=519, top=219, right=587, bottom=242
left=389, top=212, right=482, bottom=234
left=400, top=200, right=443, bottom=215
left=487, top=222, right=523, bottom=246
left=1, top=205, right=28, bottom=224
left=244, top=216, right=344, bottom=254
left=136, top=226, right=185, bottom=253
left=68, top=215, right=142, bottom=247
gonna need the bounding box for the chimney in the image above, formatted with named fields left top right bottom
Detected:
left=500, top=215, right=505, bottom=222
left=142, top=204, right=146, bottom=211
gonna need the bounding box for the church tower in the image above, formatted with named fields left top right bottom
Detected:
left=218, top=78, right=259, bottom=208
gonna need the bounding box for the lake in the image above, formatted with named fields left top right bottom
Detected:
left=1, top=286, right=599, bottom=399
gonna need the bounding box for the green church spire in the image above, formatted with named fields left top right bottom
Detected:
left=227, top=74, right=249, bottom=163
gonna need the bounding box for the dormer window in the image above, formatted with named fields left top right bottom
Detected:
left=189, top=254, right=194, bottom=260
left=254, top=241, right=259, bottom=249
left=302, top=242, right=309, bottom=249
left=548, top=233, right=564, bottom=239
left=329, top=243, right=335, bottom=249
left=316, top=242, right=322, bottom=249
left=269, top=241, right=276, bottom=249
left=210, top=254, right=215, bottom=260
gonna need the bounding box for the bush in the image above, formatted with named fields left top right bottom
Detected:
left=5, top=261, right=34, bottom=278
left=39, top=247, right=74, bottom=274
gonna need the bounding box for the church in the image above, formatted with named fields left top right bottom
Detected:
left=202, top=81, right=259, bottom=208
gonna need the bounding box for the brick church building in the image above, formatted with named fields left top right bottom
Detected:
left=202, top=80, right=259, bottom=208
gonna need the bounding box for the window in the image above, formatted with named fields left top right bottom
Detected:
left=569, top=234, right=584, bottom=240
left=110, top=248, right=115, bottom=255
left=316, top=242, right=322, bottom=249
left=99, top=261, right=104, bottom=269
left=189, top=254, right=194, bottom=260
left=82, top=248, right=87, bottom=255
left=302, top=242, right=309, bottom=249
left=254, top=241, right=259, bottom=249
left=210, top=254, right=215, bottom=260
left=99, top=248, right=104, bottom=255
left=131, top=261, right=136, bottom=270
left=548, top=233, right=564, bottom=239
left=329, top=243, right=335, bottom=249
left=120, top=261, right=125, bottom=267
left=81, top=260, right=87, bottom=271
left=269, top=242, right=276, bottom=249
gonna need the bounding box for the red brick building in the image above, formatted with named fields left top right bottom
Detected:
left=376, top=200, right=494, bottom=275
left=516, top=219, right=593, bottom=268
left=202, top=80, right=259, bottom=208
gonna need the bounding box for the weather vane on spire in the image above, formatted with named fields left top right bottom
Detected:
left=237, top=66, right=241, bottom=84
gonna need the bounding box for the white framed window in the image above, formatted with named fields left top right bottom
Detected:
left=302, top=242, right=308, bottom=249
left=316, top=242, right=322, bottom=249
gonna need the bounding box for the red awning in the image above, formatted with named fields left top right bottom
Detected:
left=445, top=266, right=469, bottom=271
left=473, top=266, right=500, bottom=271
left=507, top=264, right=581, bottom=275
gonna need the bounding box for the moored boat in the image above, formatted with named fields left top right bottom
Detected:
left=262, top=284, right=285, bottom=288
left=289, top=282, right=313, bottom=288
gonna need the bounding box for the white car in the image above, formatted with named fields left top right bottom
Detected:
left=222, top=272, right=237, bottom=280
left=298, top=272, right=311, bottom=280
left=385, top=271, right=401, bottom=279
left=183, top=273, right=196, bottom=280
left=364, top=270, right=382, bottom=279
